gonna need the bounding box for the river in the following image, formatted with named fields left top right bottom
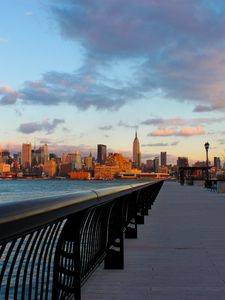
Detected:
left=0, top=179, right=148, bottom=203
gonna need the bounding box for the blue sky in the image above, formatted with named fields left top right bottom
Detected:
left=1, top=0, right=225, bottom=163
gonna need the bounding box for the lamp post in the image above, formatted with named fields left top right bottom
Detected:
left=204, top=142, right=209, bottom=182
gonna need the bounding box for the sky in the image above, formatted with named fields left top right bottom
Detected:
left=1, top=0, right=225, bottom=164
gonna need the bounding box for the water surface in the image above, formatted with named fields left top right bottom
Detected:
left=0, top=179, right=148, bottom=203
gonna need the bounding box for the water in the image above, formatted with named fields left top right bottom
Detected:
left=0, top=179, right=147, bottom=203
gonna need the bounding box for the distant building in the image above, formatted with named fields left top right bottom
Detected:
left=13, top=152, right=21, bottom=164
left=177, top=157, right=189, bottom=168
left=97, top=144, right=107, bottom=165
left=41, top=144, right=48, bottom=164
left=63, top=152, right=82, bottom=170
left=160, top=152, right=167, bottom=166
left=22, top=143, right=32, bottom=169
left=193, top=161, right=206, bottom=167
left=133, top=130, right=141, bottom=168
left=94, top=165, right=120, bottom=180
left=159, top=165, right=169, bottom=173
left=214, top=157, right=221, bottom=169
left=1, top=150, right=10, bottom=163
left=106, top=153, right=132, bottom=171
left=84, top=153, right=93, bottom=170
left=62, top=153, right=68, bottom=163
left=43, top=160, right=57, bottom=177
left=32, top=148, right=41, bottom=166
left=74, top=151, right=82, bottom=170
left=59, top=163, right=72, bottom=177
left=70, top=171, right=91, bottom=180
left=153, top=157, right=159, bottom=173
left=145, top=160, right=154, bottom=172
left=49, top=153, right=57, bottom=160
left=0, top=163, right=10, bottom=173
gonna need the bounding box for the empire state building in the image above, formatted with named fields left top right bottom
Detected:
left=133, top=130, right=141, bottom=168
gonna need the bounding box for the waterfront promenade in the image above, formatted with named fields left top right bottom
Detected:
left=82, top=181, right=225, bottom=299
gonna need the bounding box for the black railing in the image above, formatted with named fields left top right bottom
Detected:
left=0, top=180, right=164, bottom=300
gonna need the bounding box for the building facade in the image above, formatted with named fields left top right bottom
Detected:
left=43, top=160, right=57, bottom=177
left=41, top=144, right=49, bottom=164
left=153, top=157, right=159, bottom=173
left=97, top=144, right=107, bottom=165
left=160, top=152, right=167, bottom=166
left=22, top=143, right=32, bottom=169
left=177, top=157, right=189, bottom=168
left=133, top=131, right=141, bottom=168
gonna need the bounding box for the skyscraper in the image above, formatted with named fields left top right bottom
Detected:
left=22, top=143, right=32, bottom=169
left=154, top=157, right=159, bottom=173
left=41, top=144, right=48, bottom=164
left=97, top=144, right=107, bottom=165
left=133, top=130, right=141, bottom=168
left=214, top=157, right=221, bottom=169
left=160, top=152, right=167, bottom=166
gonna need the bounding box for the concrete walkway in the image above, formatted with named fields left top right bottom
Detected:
left=82, top=182, right=225, bottom=299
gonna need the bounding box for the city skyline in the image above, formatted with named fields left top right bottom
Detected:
left=1, top=1, right=225, bottom=162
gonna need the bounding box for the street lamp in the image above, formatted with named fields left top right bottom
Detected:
left=204, top=142, right=210, bottom=182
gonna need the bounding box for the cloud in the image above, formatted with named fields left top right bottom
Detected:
left=39, top=139, right=54, bottom=144
left=50, top=0, right=224, bottom=57
left=148, top=128, right=176, bottom=137
left=149, top=126, right=205, bottom=137
left=193, top=105, right=216, bottom=112
left=98, top=125, right=113, bottom=130
left=0, top=85, right=20, bottom=105
left=142, top=141, right=179, bottom=147
left=18, top=119, right=65, bottom=134
left=118, top=121, right=137, bottom=129
left=48, top=1, right=225, bottom=111
left=2, top=1, right=225, bottom=113
left=141, top=116, right=225, bottom=127
left=0, top=67, right=142, bottom=110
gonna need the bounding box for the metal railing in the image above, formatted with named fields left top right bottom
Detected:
left=0, top=180, right=164, bottom=300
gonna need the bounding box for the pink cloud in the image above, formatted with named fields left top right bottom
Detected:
left=150, top=128, right=177, bottom=136
left=149, top=126, right=205, bottom=137
left=178, top=126, right=205, bottom=136
left=0, top=85, right=17, bottom=94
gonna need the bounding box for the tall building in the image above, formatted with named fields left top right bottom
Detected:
left=41, top=144, right=48, bottom=164
left=32, top=148, right=41, bottom=165
left=74, top=151, right=82, bottom=169
left=22, top=143, right=32, bottom=169
left=133, top=130, right=141, bottom=168
left=1, top=150, right=10, bottom=163
left=153, top=157, right=159, bottom=173
left=146, top=159, right=154, bottom=172
left=84, top=152, right=93, bottom=170
left=160, top=152, right=167, bottom=166
left=214, top=157, right=221, bottom=169
left=97, top=144, right=107, bottom=165
left=65, top=152, right=82, bottom=170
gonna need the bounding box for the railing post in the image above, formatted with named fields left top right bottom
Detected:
left=125, top=192, right=138, bottom=239
left=125, top=217, right=137, bottom=238
left=52, top=212, right=84, bottom=300
left=104, top=199, right=124, bottom=269
left=136, top=190, right=145, bottom=224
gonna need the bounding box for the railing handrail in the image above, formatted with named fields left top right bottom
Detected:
left=0, top=181, right=159, bottom=243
